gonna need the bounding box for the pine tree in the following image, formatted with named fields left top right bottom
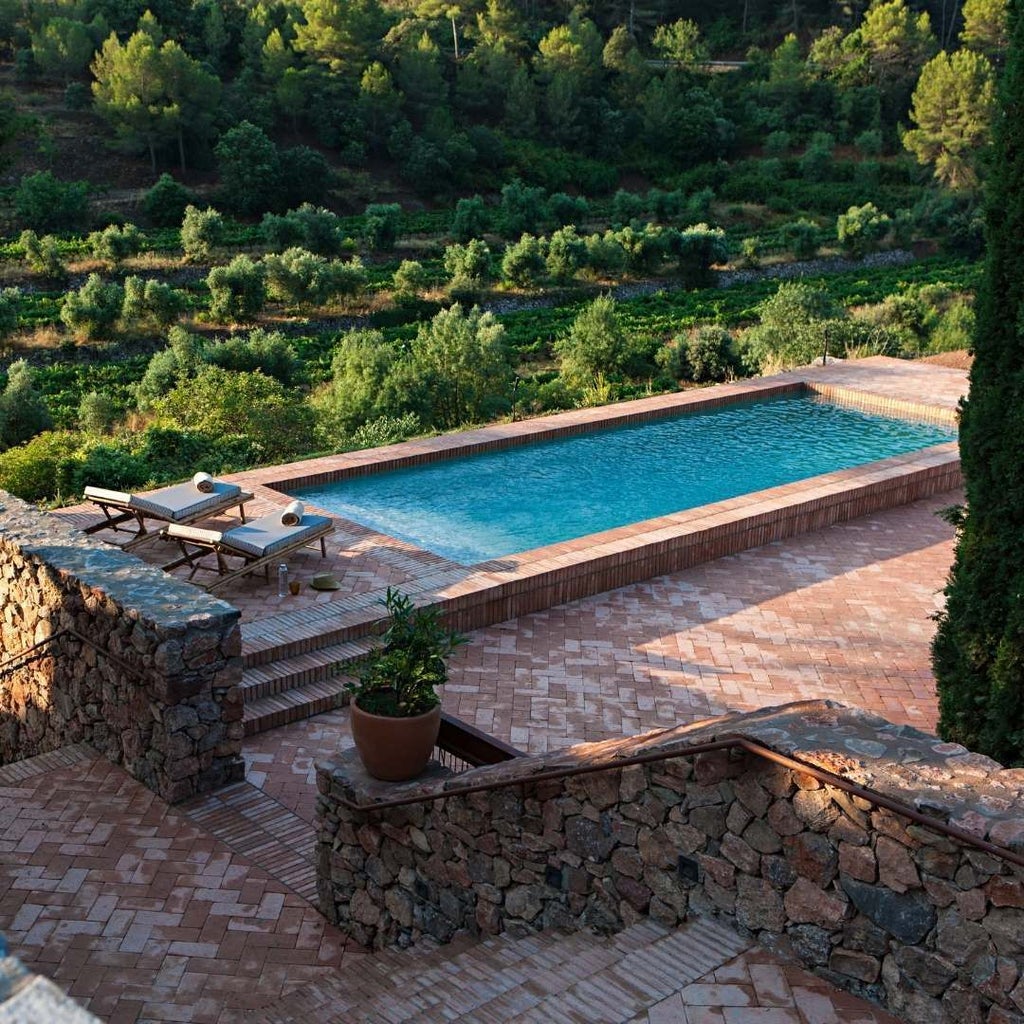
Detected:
left=932, top=0, right=1024, bottom=763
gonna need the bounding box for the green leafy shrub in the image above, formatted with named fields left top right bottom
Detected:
left=215, top=120, right=280, bottom=216
left=14, top=170, right=90, bottom=232
left=0, top=360, right=53, bottom=451
left=0, top=430, right=81, bottom=501
left=19, top=230, right=66, bottom=278
left=392, top=260, right=429, bottom=301
left=348, top=412, right=421, bottom=450
left=88, top=223, right=143, bottom=266
left=450, top=195, right=490, bottom=243
left=363, top=203, right=402, bottom=251
left=555, top=294, right=653, bottom=395
left=154, top=366, right=314, bottom=462
left=206, top=255, right=266, bottom=321
left=142, top=173, right=196, bottom=227
left=546, top=225, right=587, bottom=283
left=740, top=281, right=845, bottom=370
left=181, top=205, right=226, bottom=262
left=611, top=189, right=645, bottom=227
left=686, top=325, right=735, bottom=383
left=0, top=288, right=21, bottom=340
left=837, top=202, right=891, bottom=257
left=263, top=248, right=366, bottom=306
left=261, top=204, right=344, bottom=255
left=780, top=219, right=822, bottom=260
left=499, top=178, right=546, bottom=238
left=546, top=192, right=588, bottom=227
left=443, top=239, right=494, bottom=296
left=501, top=234, right=547, bottom=287
left=60, top=273, right=125, bottom=340
left=78, top=391, right=118, bottom=434
left=204, top=328, right=299, bottom=386
left=673, top=223, right=728, bottom=287
left=121, top=276, right=184, bottom=333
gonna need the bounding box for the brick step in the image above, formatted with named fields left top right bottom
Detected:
left=249, top=916, right=751, bottom=1024
left=240, top=599, right=388, bottom=669
left=240, top=637, right=376, bottom=703
left=242, top=674, right=356, bottom=736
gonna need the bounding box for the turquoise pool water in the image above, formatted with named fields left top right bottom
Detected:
left=294, top=395, right=955, bottom=565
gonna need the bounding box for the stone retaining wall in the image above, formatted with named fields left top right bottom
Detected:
left=317, top=701, right=1024, bottom=1024
left=0, top=491, right=243, bottom=802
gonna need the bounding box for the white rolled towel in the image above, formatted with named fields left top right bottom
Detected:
left=281, top=500, right=304, bottom=527
left=192, top=472, right=215, bottom=493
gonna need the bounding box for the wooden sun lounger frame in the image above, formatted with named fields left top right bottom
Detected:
left=83, top=489, right=253, bottom=551
left=160, top=520, right=334, bottom=593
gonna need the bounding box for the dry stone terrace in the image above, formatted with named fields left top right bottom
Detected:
left=0, top=355, right=989, bottom=1022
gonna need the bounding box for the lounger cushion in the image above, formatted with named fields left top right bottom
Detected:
left=220, top=513, right=333, bottom=557
left=164, top=525, right=225, bottom=546
left=130, top=481, right=243, bottom=520
left=84, top=486, right=132, bottom=505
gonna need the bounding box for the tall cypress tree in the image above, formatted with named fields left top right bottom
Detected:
left=932, top=0, right=1024, bottom=763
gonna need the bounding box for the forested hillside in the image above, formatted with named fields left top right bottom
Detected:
left=0, top=0, right=1001, bottom=503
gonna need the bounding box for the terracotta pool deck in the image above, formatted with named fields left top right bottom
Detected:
left=13, top=356, right=966, bottom=1021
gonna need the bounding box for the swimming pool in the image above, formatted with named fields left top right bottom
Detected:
left=293, top=393, right=955, bottom=566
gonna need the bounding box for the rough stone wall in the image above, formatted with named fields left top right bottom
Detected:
left=0, top=491, right=243, bottom=802
left=317, top=702, right=1024, bottom=1024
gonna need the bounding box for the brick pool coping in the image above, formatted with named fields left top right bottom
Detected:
left=234, top=364, right=961, bottom=648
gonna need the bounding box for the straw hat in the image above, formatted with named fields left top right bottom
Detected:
left=310, top=572, right=341, bottom=591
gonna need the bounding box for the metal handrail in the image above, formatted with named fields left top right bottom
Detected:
left=0, top=628, right=145, bottom=683
left=333, top=731, right=1024, bottom=871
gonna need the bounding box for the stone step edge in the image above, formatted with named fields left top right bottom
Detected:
left=242, top=675, right=353, bottom=736
left=241, top=637, right=376, bottom=702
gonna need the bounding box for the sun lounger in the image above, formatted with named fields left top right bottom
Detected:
left=83, top=477, right=253, bottom=551
left=160, top=510, right=334, bottom=593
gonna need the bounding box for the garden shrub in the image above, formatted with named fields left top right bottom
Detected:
left=206, top=255, right=266, bottom=321
left=14, top=170, right=90, bottom=232
left=142, top=173, right=195, bottom=227
left=60, top=273, right=125, bottom=340
left=498, top=179, right=546, bottom=238
left=0, top=360, right=53, bottom=451
left=0, top=430, right=81, bottom=502
left=837, top=202, right=891, bottom=257
left=686, top=325, right=735, bottom=383
left=348, top=412, right=421, bottom=450
left=262, top=248, right=366, bottom=306
left=154, top=366, right=314, bottom=463
left=78, top=391, right=118, bottom=434
left=780, top=218, right=821, bottom=260
left=673, top=223, right=728, bottom=287
left=546, top=192, right=588, bottom=227
left=501, top=234, right=547, bottom=287
left=121, top=276, right=184, bottom=333
left=450, top=195, right=490, bottom=243
left=261, top=204, right=344, bottom=255
left=204, top=328, right=299, bottom=386
left=89, top=222, right=143, bottom=266
left=546, top=225, right=587, bottom=283
left=444, top=239, right=494, bottom=295
left=181, top=205, right=226, bottom=262
left=392, top=260, right=429, bottom=300
left=19, top=230, right=66, bottom=278
left=0, top=288, right=20, bottom=339
left=363, top=203, right=402, bottom=251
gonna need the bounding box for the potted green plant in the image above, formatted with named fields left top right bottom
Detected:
left=347, top=588, right=467, bottom=781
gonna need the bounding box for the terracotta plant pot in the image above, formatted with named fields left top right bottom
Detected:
left=349, top=700, right=442, bottom=782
